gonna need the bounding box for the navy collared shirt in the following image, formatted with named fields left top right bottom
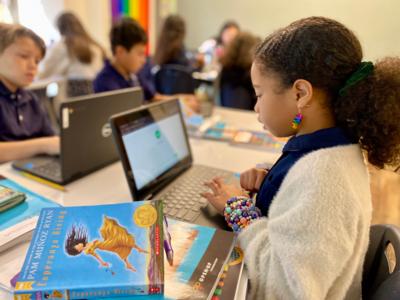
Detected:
left=0, top=80, right=54, bottom=141
left=256, top=127, right=356, bottom=216
left=93, top=59, right=156, bottom=101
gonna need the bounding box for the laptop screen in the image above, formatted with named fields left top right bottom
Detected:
left=113, top=99, right=192, bottom=198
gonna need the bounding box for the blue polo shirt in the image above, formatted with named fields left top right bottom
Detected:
left=0, top=80, right=54, bottom=141
left=256, top=127, right=356, bottom=216
left=93, top=59, right=156, bottom=101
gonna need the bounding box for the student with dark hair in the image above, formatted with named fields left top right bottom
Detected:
left=93, top=17, right=156, bottom=101
left=202, top=16, right=400, bottom=299
left=0, top=23, right=59, bottom=163
left=153, top=14, right=189, bottom=67
left=94, top=17, right=199, bottom=111
left=38, top=11, right=105, bottom=80
left=219, top=32, right=260, bottom=110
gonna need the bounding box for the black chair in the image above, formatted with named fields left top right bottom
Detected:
left=154, top=64, right=196, bottom=95
left=220, top=83, right=256, bottom=110
left=362, top=224, right=400, bottom=299
left=67, top=79, right=93, bottom=98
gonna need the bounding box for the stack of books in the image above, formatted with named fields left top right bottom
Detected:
left=186, top=115, right=286, bottom=152
left=9, top=201, right=238, bottom=300
left=13, top=201, right=164, bottom=299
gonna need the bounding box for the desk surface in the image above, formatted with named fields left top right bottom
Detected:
left=0, top=107, right=280, bottom=299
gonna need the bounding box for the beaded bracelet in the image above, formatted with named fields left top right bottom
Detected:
left=224, top=196, right=262, bottom=232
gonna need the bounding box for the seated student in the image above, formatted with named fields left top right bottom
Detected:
left=202, top=16, right=400, bottom=299
left=0, top=23, right=59, bottom=163
left=153, top=14, right=201, bottom=71
left=93, top=17, right=156, bottom=102
left=198, top=20, right=240, bottom=72
left=94, top=17, right=199, bottom=111
left=219, top=32, right=260, bottom=110
left=38, top=11, right=106, bottom=81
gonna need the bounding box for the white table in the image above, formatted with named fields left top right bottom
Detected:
left=0, top=107, right=280, bottom=299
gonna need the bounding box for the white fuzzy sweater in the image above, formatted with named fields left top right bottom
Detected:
left=238, top=145, right=372, bottom=300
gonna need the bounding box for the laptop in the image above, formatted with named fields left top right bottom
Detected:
left=110, top=99, right=236, bottom=229
left=12, top=88, right=144, bottom=185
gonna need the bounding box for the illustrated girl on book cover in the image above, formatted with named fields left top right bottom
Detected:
left=64, top=216, right=148, bottom=272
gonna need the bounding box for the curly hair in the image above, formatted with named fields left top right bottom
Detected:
left=220, top=32, right=261, bottom=70
left=254, top=16, right=400, bottom=169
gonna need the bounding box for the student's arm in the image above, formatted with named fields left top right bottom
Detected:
left=0, top=136, right=60, bottom=163
left=237, top=151, right=370, bottom=299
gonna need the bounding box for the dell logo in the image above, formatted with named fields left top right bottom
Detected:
left=102, top=123, right=112, bottom=138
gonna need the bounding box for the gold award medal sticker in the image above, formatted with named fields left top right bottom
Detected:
left=134, top=204, right=158, bottom=227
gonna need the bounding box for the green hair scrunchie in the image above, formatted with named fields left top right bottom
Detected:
left=338, top=61, right=374, bottom=96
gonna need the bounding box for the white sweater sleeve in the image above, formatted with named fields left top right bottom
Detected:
left=38, top=40, right=70, bottom=80
left=238, top=146, right=371, bottom=300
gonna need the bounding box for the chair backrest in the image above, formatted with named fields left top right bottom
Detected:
left=154, top=64, right=196, bottom=95
left=220, top=83, right=256, bottom=110
left=362, top=224, right=400, bottom=299
left=67, top=79, right=94, bottom=98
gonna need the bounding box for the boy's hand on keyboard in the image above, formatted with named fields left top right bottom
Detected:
left=240, top=168, right=268, bottom=193
left=41, top=136, right=60, bottom=155
left=201, top=177, right=248, bottom=215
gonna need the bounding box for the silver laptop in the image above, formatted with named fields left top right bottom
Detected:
left=12, top=88, right=143, bottom=185
left=110, top=99, right=236, bottom=229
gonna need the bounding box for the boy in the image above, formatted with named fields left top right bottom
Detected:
left=93, top=17, right=156, bottom=101
left=93, top=17, right=199, bottom=111
left=0, top=23, right=59, bottom=163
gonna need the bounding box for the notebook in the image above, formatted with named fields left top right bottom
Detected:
left=12, top=88, right=143, bottom=185
left=110, top=99, right=236, bottom=229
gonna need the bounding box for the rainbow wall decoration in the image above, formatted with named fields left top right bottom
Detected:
left=111, top=0, right=150, bottom=50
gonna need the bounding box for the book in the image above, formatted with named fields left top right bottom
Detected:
left=0, top=184, right=26, bottom=213
left=186, top=117, right=286, bottom=153
left=0, top=175, right=59, bottom=253
left=14, top=201, right=164, bottom=299
left=161, top=219, right=235, bottom=300
left=230, top=129, right=287, bottom=152
left=212, top=246, right=245, bottom=300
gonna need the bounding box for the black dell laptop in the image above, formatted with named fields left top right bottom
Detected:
left=110, top=99, right=236, bottom=229
left=12, top=87, right=143, bottom=185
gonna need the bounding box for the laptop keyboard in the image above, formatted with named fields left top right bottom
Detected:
left=160, top=165, right=236, bottom=222
left=31, top=160, right=62, bottom=180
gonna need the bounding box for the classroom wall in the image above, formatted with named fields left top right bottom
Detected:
left=63, top=0, right=111, bottom=52
left=177, top=0, right=400, bottom=60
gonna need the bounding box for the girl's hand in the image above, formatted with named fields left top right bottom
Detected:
left=240, top=168, right=268, bottom=193
left=201, top=177, right=248, bottom=214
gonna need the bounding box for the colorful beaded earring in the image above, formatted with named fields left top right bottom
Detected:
left=291, top=113, right=303, bottom=129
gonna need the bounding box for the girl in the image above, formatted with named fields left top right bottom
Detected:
left=38, top=11, right=105, bottom=82
left=219, top=32, right=261, bottom=110
left=153, top=14, right=190, bottom=67
left=65, top=216, right=148, bottom=272
left=202, top=16, right=400, bottom=299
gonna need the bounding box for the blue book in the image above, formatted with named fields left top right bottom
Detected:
left=0, top=175, right=59, bottom=253
left=14, top=201, right=164, bottom=299
left=158, top=219, right=235, bottom=300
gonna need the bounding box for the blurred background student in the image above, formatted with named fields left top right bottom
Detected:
left=38, top=11, right=106, bottom=96
left=0, top=23, right=59, bottom=163
left=198, top=20, right=240, bottom=72
left=153, top=14, right=201, bottom=71
left=219, top=32, right=260, bottom=110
